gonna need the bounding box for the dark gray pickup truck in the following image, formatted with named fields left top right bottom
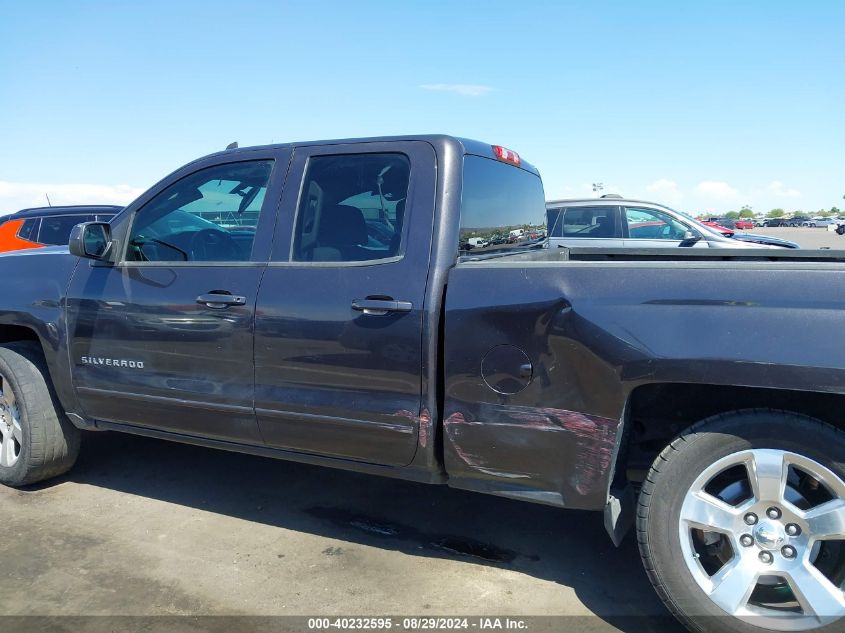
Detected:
left=1, top=136, right=844, bottom=632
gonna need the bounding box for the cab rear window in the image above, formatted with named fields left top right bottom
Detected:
left=459, top=155, right=546, bottom=255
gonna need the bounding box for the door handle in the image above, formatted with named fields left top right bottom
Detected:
left=351, top=299, right=413, bottom=315
left=196, top=293, right=246, bottom=309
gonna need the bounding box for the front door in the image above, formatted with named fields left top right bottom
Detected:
left=66, top=152, right=289, bottom=442
left=254, top=141, right=436, bottom=466
left=622, top=206, right=708, bottom=248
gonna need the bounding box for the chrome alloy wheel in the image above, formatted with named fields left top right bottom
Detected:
left=679, top=449, right=845, bottom=630
left=0, top=376, right=22, bottom=468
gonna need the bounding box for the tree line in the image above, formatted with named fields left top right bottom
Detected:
left=699, top=206, right=842, bottom=219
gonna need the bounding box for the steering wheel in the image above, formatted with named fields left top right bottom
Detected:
left=188, top=228, right=241, bottom=262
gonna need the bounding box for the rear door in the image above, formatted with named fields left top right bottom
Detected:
left=254, top=141, right=436, bottom=466
left=547, top=205, right=623, bottom=248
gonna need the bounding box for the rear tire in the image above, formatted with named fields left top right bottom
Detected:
left=638, top=410, right=845, bottom=633
left=0, top=342, right=80, bottom=486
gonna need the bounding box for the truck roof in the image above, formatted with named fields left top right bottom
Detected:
left=6, top=205, right=123, bottom=219
left=199, top=135, right=541, bottom=177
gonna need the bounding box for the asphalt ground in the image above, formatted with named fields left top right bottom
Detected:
left=745, top=225, right=845, bottom=249
left=0, top=432, right=682, bottom=633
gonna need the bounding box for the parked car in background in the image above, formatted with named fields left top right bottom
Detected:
left=705, top=217, right=752, bottom=230
left=763, top=218, right=788, bottom=227
left=811, top=217, right=837, bottom=228
left=700, top=218, right=734, bottom=231
left=687, top=214, right=799, bottom=247
left=546, top=198, right=789, bottom=249
left=699, top=220, right=733, bottom=235
left=0, top=205, right=121, bottom=253
left=786, top=216, right=811, bottom=227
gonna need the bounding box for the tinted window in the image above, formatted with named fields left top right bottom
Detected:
left=459, top=156, right=546, bottom=254
left=548, top=206, right=618, bottom=238
left=126, top=160, right=273, bottom=262
left=293, top=153, right=409, bottom=262
left=38, top=215, right=91, bottom=246
left=625, top=207, right=689, bottom=240
left=17, top=218, right=39, bottom=241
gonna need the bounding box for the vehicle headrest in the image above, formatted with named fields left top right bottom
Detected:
left=318, top=204, right=367, bottom=246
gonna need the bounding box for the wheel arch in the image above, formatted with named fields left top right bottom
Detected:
left=620, top=383, right=845, bottom=485
left=0, top=324, right=41, bottom=346
left=604, top=382, right=845, bottom=545
left=0, top=322, right=85, bottom=428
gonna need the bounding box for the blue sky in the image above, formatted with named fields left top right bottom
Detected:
left=0, top=0, right=842, bottom=215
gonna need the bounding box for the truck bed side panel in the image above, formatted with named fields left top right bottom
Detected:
left=443, top=260, right=845, bottom=510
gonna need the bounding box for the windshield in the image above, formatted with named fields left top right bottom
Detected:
left=459, top=155, right=546, bottom=256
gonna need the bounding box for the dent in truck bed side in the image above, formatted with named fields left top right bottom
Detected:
left=443, top=258, right=845, bottom=511
left=443, top=264, right=626, bottom=509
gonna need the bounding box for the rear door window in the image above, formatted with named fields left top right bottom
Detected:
left=292, top=153, right=410, bottom=262
left=548, top=206, right=619, bottom=238
left=37, top=215, right=89, bottom=246
left=17, top=218, right=40, bottom=242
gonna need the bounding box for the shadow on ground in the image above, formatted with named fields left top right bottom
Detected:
left=31, top=432, right=683, bottom=633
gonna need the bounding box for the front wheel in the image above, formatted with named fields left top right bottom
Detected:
left=0, top=342, right=80, bottom=486
left=836, top=226, right=845, bottom=236
left=638, top=410, right=845, bottom=633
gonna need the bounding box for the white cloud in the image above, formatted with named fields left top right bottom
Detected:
left=646, top=178, right=679, bottom=193
left=0, top=181, right=143, bottom=216
left=695, top=180, right=739, bottom=198
left=418, top=83, right=493, bottom=97
left=768, top=180, right=801, bottom=198
left=645, top=178, right=683, bottom=204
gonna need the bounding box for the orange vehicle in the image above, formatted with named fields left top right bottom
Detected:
left=0, top=205, right=120, bottom=253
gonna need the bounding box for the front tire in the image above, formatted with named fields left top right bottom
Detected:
left=638, top=410, right=845, bottom=632
left=0, top=342, right=80, bottom=486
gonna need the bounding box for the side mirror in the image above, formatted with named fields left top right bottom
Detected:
left=69, top=222, right=113, bottom=260
left=679, top=229, right=702, bottom=247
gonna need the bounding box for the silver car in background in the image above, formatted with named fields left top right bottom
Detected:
left=546, top=196, right=797, bottom=249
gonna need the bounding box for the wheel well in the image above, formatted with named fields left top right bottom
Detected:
left=0, top=325, right=40, bottom=346
left=619, top=383, right=845, bottom=485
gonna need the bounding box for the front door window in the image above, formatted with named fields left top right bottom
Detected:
left=125, top=160, right=273, bottom=262
left=625, top=207, right=689, bottom=240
